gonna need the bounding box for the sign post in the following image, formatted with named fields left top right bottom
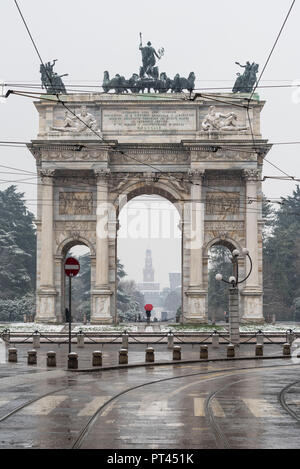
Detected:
left=64, top=257, right=80, bottom=354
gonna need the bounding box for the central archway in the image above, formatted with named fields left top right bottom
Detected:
left=116, top=183, right=183, bottom=324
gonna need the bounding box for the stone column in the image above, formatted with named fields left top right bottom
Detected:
left=241, top=169, right=263, bottom=323
left=36, top=169, right=57, bottom=323
left=184, top=169, right=207, bottom=323
left=90, top=169, right=113, bottom=324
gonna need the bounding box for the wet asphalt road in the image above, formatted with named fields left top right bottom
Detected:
left=0, top=345, right=299, bottom=449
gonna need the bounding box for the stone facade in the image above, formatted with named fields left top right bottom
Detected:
left=28, top=93, right=271, bottom=324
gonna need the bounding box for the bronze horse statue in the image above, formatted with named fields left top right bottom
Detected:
left=102, top=71, right=128, bottom=94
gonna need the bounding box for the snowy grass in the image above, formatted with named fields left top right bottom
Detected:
left=164, top=324, right=228, bottom=332
left=72, top=325, right=138, bottom=333
left=164, top=323, right=300, bottom=333
left=1, top=322, right=299, bottom=333
left=0, top=323, right=65, bottom=332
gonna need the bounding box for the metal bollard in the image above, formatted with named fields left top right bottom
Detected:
left=33, top=331, right=40, bottom=349
left=256, top=332, right=264, bottom=345
left=227, top=344, right=235, bottom=358
left=255, top=344, right=263, bottom=357
left=77, top=331, right=85, bottom=348
left=212, top=332, right=219, bottom=348
left=92, top=351, right=102, bottom=367
left=287, top=330, right=295, bottom=345
left=119, top=348, right=128, bottom=365
left=173, top=345, right=181, bottom=360
left=3, top=329, right=10, bottom=345
left=200, top=345, right=208, bottom=359
left=68, top=352, right=78, bottom=369
left=8, top=347, right=17, bottom=363
left=283, top=343, right=291, bottom=356
left=167, top=331, right=174, bottom=349
left=122, top=331, right=129, bottom=349
left=145, top=347, right=155, bottom=363
left=27, top=350, right=37, bottom=365
left=47, top=351, right=56, bottom=367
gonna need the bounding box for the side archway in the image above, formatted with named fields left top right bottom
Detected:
left=204, top=237, right=246, bottom=323
left=54, top=236, right=95, bottom=322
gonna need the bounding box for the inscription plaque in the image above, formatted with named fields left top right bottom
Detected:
left=102, top=108, right=196, bottom=132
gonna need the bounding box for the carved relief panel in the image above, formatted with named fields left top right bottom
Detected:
left=205, top=192, right=240, bottom=215
left=59, top=192, right=93, bottom=215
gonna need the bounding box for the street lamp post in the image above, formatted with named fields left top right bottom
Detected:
left=216, top=248, right=253, bottom=345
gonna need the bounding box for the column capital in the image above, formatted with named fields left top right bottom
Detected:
left=40, top=168, right=55, bottom=181
left=94, top=168, right=111, bottom=182
left=243, top=169, right=261, bottom=181
left=188, top=169, right=205, bottom=181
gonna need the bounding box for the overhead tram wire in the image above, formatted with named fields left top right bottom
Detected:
left=6, top=81, right=300, bottom=93
left=3, top=139, right=300, bottom=149
left=11, top=0, right=297, bottom=209
left=0, top=137, right=296, bottom=205
left=249, top=0, right=296, bottom=102
left=246, top=93, right=295, bottom=183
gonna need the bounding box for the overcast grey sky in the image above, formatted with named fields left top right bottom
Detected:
left=0, top=0, right=299, bottom=286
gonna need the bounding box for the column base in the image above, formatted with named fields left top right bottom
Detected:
left=91, top=287, right=113, bottom=324
left=240, top=289, right=264, bottom=324
left=35, top=288, right=58, bottom=323
left=184, top=288, right=207, bottom=324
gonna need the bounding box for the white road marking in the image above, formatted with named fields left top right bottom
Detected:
left=211, top=399, right=225, bottom=417
left=101, top=401, right=115, bottom=417
left=78, top=396, right=111, bottom=416
left=22, top=395, right=67, bottom=415
left=194, top=398, right=205, bottom=417
left=242, top=398, right=281, bottom=417
left=193, top=398, right=225, bottom=417
left=287, top=398, right=300, bottom=405
left=0, top=400, right=9, bottom=407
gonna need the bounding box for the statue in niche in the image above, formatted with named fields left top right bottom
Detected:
left=232, top=61, right=259, bottom=93
left=202, top=106, right=248, bottom=132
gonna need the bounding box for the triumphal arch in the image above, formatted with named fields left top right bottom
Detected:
left=28, top=87, right=271, bottom=324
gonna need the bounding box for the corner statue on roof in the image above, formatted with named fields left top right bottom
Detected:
left=40, top=59, right=68, bottom=94
left=232, top=61, right=259, bottom=93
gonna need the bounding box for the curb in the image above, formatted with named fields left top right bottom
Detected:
left=67, top=354, right=291, bottom=373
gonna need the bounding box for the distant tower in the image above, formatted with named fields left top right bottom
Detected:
left=137, top=249, right=160, bottom=306
left=143, top=249, right=154, bottom=282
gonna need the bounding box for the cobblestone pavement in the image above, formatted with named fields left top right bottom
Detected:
left=0, top=343, right=299, bottom=449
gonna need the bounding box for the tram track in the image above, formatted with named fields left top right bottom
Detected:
left=71, top=361, right=300, bottom=449
left=279, top=379, right=300, bottom=422
left=0, top=359, right=299, bottom=448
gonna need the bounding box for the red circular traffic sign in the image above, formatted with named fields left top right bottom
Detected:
left=64, top=257, right=80, bottom=277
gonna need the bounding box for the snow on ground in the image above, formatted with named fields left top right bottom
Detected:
left=0, top=323, right=65, bottom=332
left=72, top=324, right=138, bottom=333
left=0, top=322, right=299, bottom=333
left=168, top=323, right=300, bottom=333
